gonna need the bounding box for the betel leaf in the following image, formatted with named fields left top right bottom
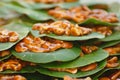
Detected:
left=37, top=60, right=106, bottom=78
left=12, top=46, right=81, bottom=63
left=79, top=18, right=117, bottom=26
left=12, top=1, right=80, bottom=9
left=99, top=40, right=120, bottom=48
left=1, top=3, right=54, bottom=21
left=31, top=30, right=105, bottom=41
left=0, top=22, right=29, bottom=51
left=40, top=48, right=108, bottom=68
left=0, top=66, right=36, bottom=74
left=0, top=54, right=11, bottom=61
left=101, top=31, right=120, bottom=41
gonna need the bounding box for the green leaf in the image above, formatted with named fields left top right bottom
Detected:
left=0, top=54, right=11, bottom=61
left=99, top=40, right=120, bottom=48
left=101, top=31, right=120, bottom=41
left=13, top=1, right=80, bottom=9
left=109, top=2, right=120, bottom=21
left=31, top=31, right=105, bottom=41
left=12, top=46, right=81, bottom=63
left=37, top=60, right=106, bottom=78
left=40, top=48, right=109, bottom=68
left=0, top=66, right=36, bottom=74
left=2, top=3, right=54, bottom=21
left=0, top=22, right=29, bottom=51
left=79, top=18, right=117, bottom=26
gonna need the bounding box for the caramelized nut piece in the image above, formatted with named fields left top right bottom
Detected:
left=80, top=63, right=97, bottom=71
left=110, top=71, right=120, bottom=80
left=32, top=21, right=92, bottom=36
left=49, top=68, right=78, bottom=74
left=81, top=46, right=98, bottom=54
left=15, top=35, right=73, bottom=53
left=0, top=75, right=26, bottom=80
left=99, top=77, right=110, bottom=80
left=0, top=29, right=19, bottom=43
left=0, top=50, right=10, bottom=57
left=106, top=56, right=119, bottom=68
left=0, top=59, right=22, bottom=71
left=64, top=76, right=92, bottom=80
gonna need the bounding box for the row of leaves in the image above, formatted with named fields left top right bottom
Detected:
left=0, top=0, right=120, bottom=79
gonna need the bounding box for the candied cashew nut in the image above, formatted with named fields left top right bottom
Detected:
left=81, top=46, right=98, bottom=54
left=0, top=59, right=22, bottom=71
left=0, top=75, right=27, bottom=80
left=8, top=31, right=19, bottom=42
left=0, top=50, right=10, bottom=57
left=110, top=70, right=120, bottom=80
left=80, top=63, right=97, bottom=72
left=49, top=68, right=78, bottom=74
left=99, top=77, right=110, bottom=80
left=64, top=76, right=92, bottom=80
left=106, top=57, right=119, bottom=68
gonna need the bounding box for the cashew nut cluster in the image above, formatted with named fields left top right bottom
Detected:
left=0, top=50, right=10, bottom=57
left=0, top=58, right=35, bottom=71
left=0, top=75, right=26, bottom=80
left=64, top=76, right=92, bottom=80
left=92, top=26, right=113, bottom=36
left=32, top=21, right=92, bottom=36
left=104, top=44, right=120, bottom=55
left=48, top=6, right=118, bottom=23
left=15, top=35, right=73, bottom=53
left=0, top=29, right=19, bottom=43
left=80, top=46, right=98, bottom=54
left=49, top=63, right=97, bottom=74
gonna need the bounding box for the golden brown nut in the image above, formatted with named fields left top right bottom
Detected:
left=0, top=75, right=27, bottom=80
left=106, top=56, right=119, bottom=68
left=81, top=46, right=98, bottom=54
left=64, top=76, right=92, bottom=80
left=0, top=50, right=10, bottom=57
left=80, top=63, right=97, bottom=72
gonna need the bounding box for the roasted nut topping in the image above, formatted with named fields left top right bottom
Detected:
left=92, top=26, right=113, bottom=36
left=0, top=29, right=19, bottom=42
left=49, top=63, right=97, bottom=74
left=49, top=68, right=78, bottom=74
left=32, top=21, right=92, bottom=36
left=0, top=58, right=34, bottom=71
left=104, top=44, right=120, bottom=55
left=15, top=35, right=73, bottom=53
left=81, top=46, right=98, bottom=54
left=0, top=50, right=10, bottom=57
left=48, top=6, right=118, bottom=23
left=0, top=75, right=26, bottom=80
left=64, top=76, right=92, bottom=80
left=80, top=63, right=97, bottom=72
left=106, top=56, right=119, bottom=68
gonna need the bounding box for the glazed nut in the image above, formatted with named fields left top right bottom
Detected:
left=0, top=50, right=10, bottom=57
left=99, top=77, right=110, bottom=80
left=80, top=63, right=97, bottom=71
left=110, top=71, right=120, bottom=80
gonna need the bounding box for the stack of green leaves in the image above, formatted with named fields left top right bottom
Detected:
left=0, top=0, right=120, bottom=80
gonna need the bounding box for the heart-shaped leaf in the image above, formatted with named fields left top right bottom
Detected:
left=0, top=22, right=29, bottom=51
left=1, top=3, right=54, bottom=21
left=40, top=48, right=108, bottom=68
left=0, top=66, right=36, bottom=74
left=12, top=1, right=80, bottom=9
left=31, top=31, right=105, bottom=41
left=101, top=31, right=120, bottom=41
left=79, top=18, right=117, bottom=26
left=37, top=60, right=106, bottom=78
left=12, top=46, right=81, bottom=63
